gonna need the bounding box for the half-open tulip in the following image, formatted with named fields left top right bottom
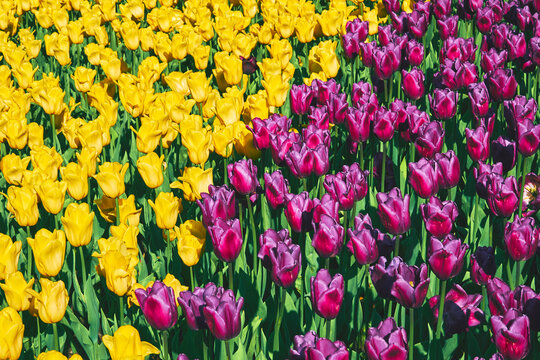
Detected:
left=93, top=162, right=129, bottom=198
left=491, top=309, right=530, bottom=360
left=202, top=287, right=244, bottom=340
left=175, top=220, right=206, bottom=267
left=208, top=218, right=242, bottom=263
left=30, top=278, right=69, bottom=323
left=135, top=280, right=178, bottom=330
left=310, top=269, right=344, bottom=320
left=102, top=325, right=160, bottom=360
left=61, top=203, right=94, bottom=247
left=428, top=235, right=469, bottom=280
left=365, top=317, right=408, bottom=360
left=148, top=192, right=182, bottom=230
left=0, top=306, right=24, bottom=360
left=28, top=229, right=66, bottom=278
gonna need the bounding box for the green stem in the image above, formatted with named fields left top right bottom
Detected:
left=119, top=296, right=124, bottom=327
left=515, top=261, right=520, bottom=288
left=326, top=318, right=331, bottom=340
left=381, top=142, right=387, bottom=193
left=203, top=332, right=208, bottom=360
left=394, top=235, right=401, bottom=259
left=318, top=176, right=324, bottom=199
left=518, top=155, right=529, bottom=218
left=409, top=308, right=414, bottom=360
left=300, top=270, right=304, bottom=332
left=190, top=266, right=197, bottom=289
left=228, top=262, right=234, bottom=292
left=246, top=195, right=258, bottom=275
left=53, top=322, right=59, bottom=351
left=79, top=247, right=87, bottom=289
left=302, top=178, right=308, bottom=192
left=224, top=155, right=229, bottom=186
left=26, top=226, right=32, bottom=280
left=162, top=330, right=169, bottom=360
left=166, top=229, right=171, bottom=274
left=50, top=114, right=58, bottom=151
left=470, top=195, right=479, bottom=248
left=225, top=340, right=232, bottom=360
left=359, top=142, right=364, bottom=170
left=436, top=280, right=447, bottom=339
left=481, top=285, right=487, bottom=314
left=325, top=257, right=330, bottom=271
left=115, top=197, right=120, bottom=226
left=37, top=318, right=41, bottom=353
left=273, top=287, right=286, bottom=352
left=507, top=260, right=515, bottom=289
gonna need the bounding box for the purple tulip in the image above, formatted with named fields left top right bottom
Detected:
left=474, top=161, right=504, bottom=199
left=401, top=107, right=430, bottom=142
left=247, top=114, right=290, bottom=150
left=373, top=45, right=401, bottom=80
left=290, top=331, right=319, bottom=360
left=373, top=107, right=397, bottom=142
left=491, top=309, right=530, bottom=360
left=351, top=82, right=378, bottom=109
left=373, top=152, right=397, bottom=191
left=401, top=68, right=425, bottom=101
left=487, top=176, right=519, bottom=217
left=312, top=194, right=340, bottom=224
left=370, top=257, right=400, bottom=299
left=465, top=125, right=490, bottom=162
left=433, top=0, right=452, bottom=18
left=470, top=246, right=496, bottom=286
left=415, top=121, right=444, bottom=159
left=197, top=185, right=236, bottom=228
left=312, top=214, right=345, bottom=258
left=269, top=241, right=302, bottom=288
left=284, top=192, right=313, bottom=233
left=264, top=170, right=289, bottom=209
left=344, top=163, right=369, bottom=201
left=365, top=317, right=408, bottom=360
left=428, top=284, right=484, bottom=334
left=258, top=228, right=291, bottom=269
left=429, top=89, right=458, bottom=120
left=323, top=173, right=355, bottom=211
left=505, top=32, right=527, bottom=61
left=313, top=79, right=341, bottom=106
left=408, top=10, right=429, bottom=39
left=346, top=18, right=369, bottom=42
left=228, top=159, right=259, bottom=196
left=492, top=136, right=517, bottom=172
left=516, top=119, right=540, bottom=157
left=477, top=7, right=494, bottom=33
left=486, top=278, right=532, bottom=316
left=481, top=48, right=508, bottom=73
left=359, top=41, right=377, bottom=67
left=347, top=214, right=379, bottom=265
left=342, top=32, right=360, bottom=59
left=408, top=158, right=440, bottom=199
left=391, top=12, right=408, bottom=33
left=286, top=144, right=313, bottom=179
left=178, top=283, right=220, bottom=331
left=326, top=93, right=348, bottom=125
left=486, top=69, right=518, bottom=102
left=504, top=217, right=539, bottom=261
left=531, top=37, right=540, bottom=66
left=382, top=0, right=400, bottom=13
left=308, top=105, right=330, bottom=129
left=391, top=259, right=430, bottom=308
left=208, top=218, right=243, bottom=262
left=437, top=16, right=458, bottom=40
left=377, top=188, right=411, bottom=235
left=468, top=82, right=490, bottom=118
left=177, top=354, right=199, bottom=360
left=428, top=235, right=469, bottom=280
left=455, top=61, right=479, bottom=89
left=440, top=37, right=477, bottom=63
left=203, top=287, right=243, bottom=340
left=406, top=40, right=424, bottom=66
left=241, top=56, right=257, bottom=75
left=135, top=281, right=178, bottom=330
left=310, top=269, right=344, bottom=320
left=504, top=96, right=538, bottom=136
left=421, top=197, right=458, bottom=238
left=305, top=338, right=349, bottom=360
left=346, top=107, right=371, bottom=144
left=270, top=131, right=300, bottom=166
left=434, top=150, right=461, bottom=189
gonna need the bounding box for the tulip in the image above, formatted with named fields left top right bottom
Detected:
left=197, top=185, right=236, bottom=227
left=408, top=10, right=429, bottom=38
left=60, top=162, right=88, bottom=200
left=0, top=235, right=21, bottom=281
left=35, top=179, right=67, bottom=215
left=0, top=271, right=34, bottom=312
left=177, top=283, right=216, bottom=331
left=148, top=192, right=182, bottom=230
left=466, top=125, right=491, bottom=162
left=408, top=158, right=439, bottom=199
left=477, top=7, right=494, bottom=33
left=468, top=82, right=490, bottom=118
left=421, top=197, right=458, bottom=238
left=428, top=235, right=469, bottom=280
left=171, top=167, right=213, bottom=202
left=0, top=307, right=24, bottom=360
left=268, top=241, right=301, bottom=288
left=486, top=69, right=518, bottom=102
left=284, top=192, right=314, bottom=233
left=30, top=278, right=69, bottom=323
left=258, top=229, right=292, bottom=270
left=391, top=259, right=430, bottom=308
left=323, top=173, right=355, bottom=211
left=440, top=37, right=477, bottom=63
left=312, top=79, right=341, bottom=106
left=248, top=115, right=291, bottom=150
left=227, top=159, right=259, bottom=196
left=415, top=122, right=445, bottom=159
left=346, top=107, right=371, bottom=144
left=175, top=220, right=206, bottom=267
left=137, top=152, right=164, bottom=189
left=505, top=32, right=527, bottom=61
left=406, top=40, right=424, bottom=67
left=312, top=214, right=345, bottom=258
left=208, top=218, right=242, bottom=263
left=504, top=217, right=539, bottom=262
left=263, top=171, right=289, bottom=210
left=0, top=154, right=30, bottom=186
left=370, top=256, right=402, bottom=299
left=516, top=119, right=540, bottom=157
left=481, top=49, right=507, bottom=73
left=103, top=325, right=160, bottom=360
left=310, top=269, right=344, bottom=320
left=93, top=162, right=129, bottom=198
left=61, top=202, right=94, bottom=247
left=305, top=338, right=349, bottom=360
left=437, top=16, right=458, bottom=40
left=203, top=287, right=243, bottom=340
left=383, top=0, right=400, bottom=13
left=6, top=185, right=39, bottom=227
left=491, top=309, right=530, bottom=360
left=308, top=105, right=330, bottom=129
left=342, top=31, right=360, bottom=59
left=325, top=93, right=348, bottom=125
left=347, top=215, right=379, bottom=265
left=470, top=247, right=496, bottom=286
left=373, top=44, right=401, bottom=80
left=474, top=161, right=504, bottom=199
left=135, top=281, right=178, bottom=330
left=302, top=124, right=331, bottom=150
left=365, top=317, right=408, bottom=360
left=312, top=194, right=340, bottom=224
left=373, top=107, right=396, bottom=142
left=377, top=188, right=411, bottom=235
left=182, top=127, right=213, bottom=165
left=401, top=68, right=425, bottom=101
left=345, top=163, right=369, bottom=201
left=504, top=96, right=537, bottom=137
left=28, top=229, right=66, bottom=278
left=429, top=88, right=458, bottom=120
left=428, top=284, right=484, bottom=334
left=290, top=331, right=319, bottom=359
left=487, top=176, right=519, bottom=217
left=492, top=136, right=517, bottom=172
left=359, top=41, right=376, bottom=67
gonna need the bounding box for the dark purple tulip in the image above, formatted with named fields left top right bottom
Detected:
left=365, top=317, right=408, bottom=360
left=437, top=16, right=459, bottom=40
left=428, top=284, right=484, bottom=334
left=434, top=150, right=461, bottom=189
left=477, top=7, right=494, bottom=33
left=377, top=188, right=411, bottom=235
left=178, top=283, right=219, bottom=331
left=429, top=89, right=458, bottom=120
left=516, top=120, right=540, bottom=157
left=284, top=192, right=313, bottom=233
left=203, top=288, right=243, bottom=340
left=491, top=309, right=530, bottom=360
left=197, top=185, right=236, bottom=228
left=505, top=32, right=527, bottom=61
left=531, top=37, right=540, bottom=66
left=474, top=161, right=504, bottom=199
left=492, top=136, right=517, bottom=172
left=305, top=338, right=349, bottom=360
left=504, top=217, right=539, bottom=261
left=290, top=331, right=318, bottom=360
left=208, top=218, right=242, bottom=262
left=466, top=125, right=490, bottom=162
left=370, top=256, right=400, bottom=299
left=408, top=158, right=440, bottom=199
left=428, top=235, right=469, bottom=280
left=312, top=214, right=345, bottom=258
left=270, top=131, right=300, bottom=166
left=135, top=281, right=178, bottom=330
left=373, top=45, right=401, bottom=80
left=408, top=11, right=429, bottom=39
left=344, top=163, right=369, bottom=201
left=504, top=96, right=538, bottom=138
left=241, top=56, right=257, bottom=75
left=286, top=144, right=313, bottom=179
left=312, top=145, right=330, bottom=177
left=391, top=259, right=430, bottom=308
left=468, top=82, right=490, bottom=118
left=382, top=0, right=400, bottom=13
left=470, top=246, right=496, bottom=286
left=415, top=0, right=432, bottom=16
left=401, top=68, right=424, bottom=101
left=347, top=214, right=379, bottom=265
left=312, top=194, right=340, bottom=224
left=487, top=176, right=519, bottom=217
left=342, top=32, right=360, bottom=59
left=465, top=0, right=483, bottom=13
left=421, top=197, right=458, bottom=238
left=440, top=37, right=477, bottom=63
left=359, top=41, right=377, bottom=67
left=415, top=121, right=444, bottom=159
left=324, top=173, right=355, bottom=211
left=228, top=159, right=259, bottom=195
left=258, top=228, right=291, bottom=269
left=487, top=0, right=503, bottom=21
left=310, top=269, right=344, bottom=320
left=346, top=107, right=371, bottom=144
left=490, top=24, right=511, bottom=50
left=326, top=93, right=348, bottom=125
left=390, top=99, right=408, bottom=130
left=486, top=69, right=518, bottom=102
left=433, top=0, right=452, bottom=18
left=264, top=170, right=289, bottom=209
left=473, top=353, right=505, bottom=360
left=247, top=114, right=291, bottom=150
left=373, top=152, right=397, bottom=191
left=406, top=40, right=424, bottom=67
left=269, top=241, right=301, bottom=288
left=481, top=49, right=508, bottom=73
left=391, top=11, right=408, bottom=33
left=290, top=84, right=315, bottom=115
left=373, top=107, right=396, bottom=142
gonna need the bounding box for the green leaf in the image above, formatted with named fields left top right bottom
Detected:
left=84, top=278, right=101, bottom=343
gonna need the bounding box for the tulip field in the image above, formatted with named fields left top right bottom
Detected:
left=2, top=0, right=540, bottom=359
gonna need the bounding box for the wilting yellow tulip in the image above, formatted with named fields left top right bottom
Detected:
left=93, top=162, right=129, bottom=198
left=30, top=145, right=63, bottom=180
left=93, top=247, right=137, bottom=296
left=136, top=152, right=164, bottom=189
left=0, top=154, right=30, bottom=185
left=6, top=185, right=39, bottom=227
left=35, top=179, right=67, bottom=215
left=30, top=278, right=69, bottom=323
left=0, top=271, right=34, bottom=311
left=0, top=306, right=24, bottom=360
left=28, top=122, right=44, bottom=150
left=28, top=228, right=66, bottom=278
left=309, top=40, right=340, bottom=78
left=175, top=220, right=206, bottom=266
left=182, top=127, right=213, bottom=165
left=0, top=234, right=21, bottom=281
left=148, top=192, right=182, bottom=229
left=61, top=203, right=94, bottom=247
left=171, top=167, right=213, bottom=202
left=71, top=67, right=96, bottom=93
left=103, top=325, right=159, bottom=360
left=60, top=162, right=88, bottom=200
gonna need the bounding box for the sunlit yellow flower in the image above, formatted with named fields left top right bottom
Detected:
left=171, top=167, right=213, bottom=202
left=309, top=40, right=340, bottom=78
left=138, top=56, right=167, bottom=88
left=3, top=113, right=28, bottom=150
left=243, top=90, right=269, bottom=122
left=0, top=306, right=24, bottom=360
left=28, top=122, right=44, bottom=150
left=0, top=234, right=21, bottom=281
left=231, top=32, right=257, bottom=59
left=215, top=97, right=242, bottom=127
left=212, top=124, right=235, bottom=158
left=148, top=192, right=182, bottom=229
left=131, top=119, right=162, bottom=154
left=233, top=121, right=261, bottom=159
left=163, top=71, right=192, bottom=96
left=11, top=61, right=37, bottom=89
left=77, top=147, right=99, bottom=176
left=0, top=154, right=30, bottom=186
left=28, top=228, right=66, bottom=278
left=31, top=145, right=63, bottom=180
left=29, top=278, right=69, bottom=323
left=93, top=246, right=137, bottom=296
left=95, top=195, right=142, bottom=226
left=182, top=127, right=213, bottom=165
left=6, top=185, right=39, bottom=227
left=139, top=27, right=155, bottom=51
left=364, top=8, right=381, bottom=35
left=60, top=162, right=88, bottom=200
left=93, top=162, right=129, bottom=199
left=67, top=20, right=85, bottom=44
left=276, top=13, right=295, bottom=38
left=100, top=51, right=122, bottom=81
left=295, top=16, right=316, bottom=43
left=187, top=72, right=212, bottom=103
left=103, top=325, right=159, bottom=360
left=61, top=203, right=94, bottom=247
left=0, top=271, right=34, bottom=311
left=136, top=152, right=164, bottom=189
left=153, top=31, right=172, bottom=63
left=214, top=51, right=243, bottom=85
left=175, top=220, right=206, bottom=266
left=71, top=67, right=96, bottom=93
left=120, top=19, right=140, bottom=51
left=35, top=179, right=67, bottom=215
left=171, top=32, right=188, bottom=60
left=44, top=32, right=71, bottom=66
left=192, top=44, right=210, bottom=70
left=109, top=223, right=139, bottom=252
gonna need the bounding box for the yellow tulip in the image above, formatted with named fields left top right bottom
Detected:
left=44, top=32, right=71, bottom=66
left=28, top=228, right=66, bottom=278
left=93, top=162, right=129, bottom=199
left=6, top=185, right=39, bottom=227
left=215, top=51, right=243, bottom=85
left=30, top=74, right=65, bottom=115
left=60, top=162, right=88, bottom=200
left=139, top=27, right=155, bottom=51
left=136, top=152, right=164, bottom=189
left=262, top=76, right=290, bottom=108
left=93, top=248, right=137, bottom=296
left=76, top=147, right=99, bottom=176
left=182, top=127, right=213, bottom=165
left=240, top=0, right=258, bottom=18
left=148, top=192, right=182, bottom=229
left=61, top=203, right=94, bottom=247
left=215, top=97, right=242, bottom=127
left=256, top=22, right=274, bottom=44
left=30, top=278, right=69, bottom=323
left=100, top=52, right=122, bottom=81
left=0, top=154, right=30, bottom=185
left=35, top=179, right=67, bottom=215
left=171, top=167, right=213, bottom=202
left=295, top=16, right=316, bottom=43
left=192, top=44, right=210, bottom=70
left=171, top=32, right=188, bottom=60
left=103, top=325, right=159, bottom=360
left=153, top=31, right=172, bottom=63
left=67, top=20, right=85, bottom=44
left=231, top=32, right=257, bottom=59
left=364, top=8, right=381, bottom=35
left=28, top=122, right=44, bottom=150
left=109, top=224, right=139, bottom=252
left=0, top=307, right=24, bottom=360
left=37, top=351, right=67, bottom=360
left=71, top=67, right=96, bottom=93
left=163, top=71, right=192, bottom=96
left=120, top=19, right=140, bottom=51
left=175, top=220, right=206, bottom=266
left=187, top=72, right=212, bottom=103
left=95, top=195, right=142, bottom=225
left=0, top=234, right=21, bottom=281
left=11, top=61, right=38, bottom=89
left=0, top=271, right=34, bottom=311
left=131, top=119, right=162, bottom=154
left=317, top=8, right=344, bottom=37
left=233, top=121, right=262, bottom=159
left=4, top=114, right=28, bottom=150
left=138, top=56, right=167, bottom=88
left=30, top=145, right=63, bottom=180
left=244, top=91, right=269, bottom=122
left=276, top=13, right=295, bottom=38
left=308, top=40, right=340, bottom=78
left=212, top=124, right=235, bottom=158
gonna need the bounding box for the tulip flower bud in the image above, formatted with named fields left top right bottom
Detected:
left=428, top=235, right=469, bottom=280
left=310, top=269, right=344, bottom=320
left=421, top=197, right=458, bottom=238
left=93, top=162, right=129, bottom=198
left=137, top=152, right=164, bottom=189
left=373, top=44, right=401, bottom=80
left=504, top=217, right=539, bottom=261
left=61, top=202, right=94, bottom=247
left=408, top=158, right=440, bottom=199
left=263, top=170, right=289, bottom=210
left=346, top=106, right=371, bottom=144
left=470, top=246, right=496, bottom=286
left=466, top=125, right=491, bottom=162
left=228, top=159, right=259, bottom=197
left=312, top=194, right=340, bottom=224
left=468, top=82, right=491, bottom=118
left=487, top=176, right=519, bottom=217
left=148, top=192, right=182, bottom=230
left=28, top=229, right=66, bottom=278
left=415, top=121, right=445, bottom=159
left=30, top=278, right=69, bottom=323
left=323, top=173, right=355, bottom=211
left=486, top=69, right=518, bottom=102
left=311, top=214, right=345, bottom=258
left=433, top=150, right=461, bottom=190
left=373, top=107, right=397, bottom=142
left=197, top=185, right=236, bottom=228
left=401, top=68, right=425, bottom=100
left=505, top=32, right=527, bottom=61
left=203, top=287, right=243, bottom=340
left=326, top=93, right=348, bottom=125
left=208, top=218, right=242, bottom=263
left=406, top=40, right=424, bottom=67
left=0, top=307, right=24, bottom=360
left=377, top=188, right=411, bottom=235
left=269, top=241, right=301, bottom=288
left=175, top=220, right=206, bottom=267
left=347, top=215, right=379, bottom=265
left=135, top=281, right=178, bottom=330
left=35, top=179, right=67, bottom=215
left=60, top=162, right=88, bottom=200
left=491, top=309, right=530, bottom=360
left=103, top=325, right=160, bottom=360
left=0, top=271, right=34, bottom=312
left=429, top=88, right=458, bottom=120
left=365, top=317, right=408, bottom=360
